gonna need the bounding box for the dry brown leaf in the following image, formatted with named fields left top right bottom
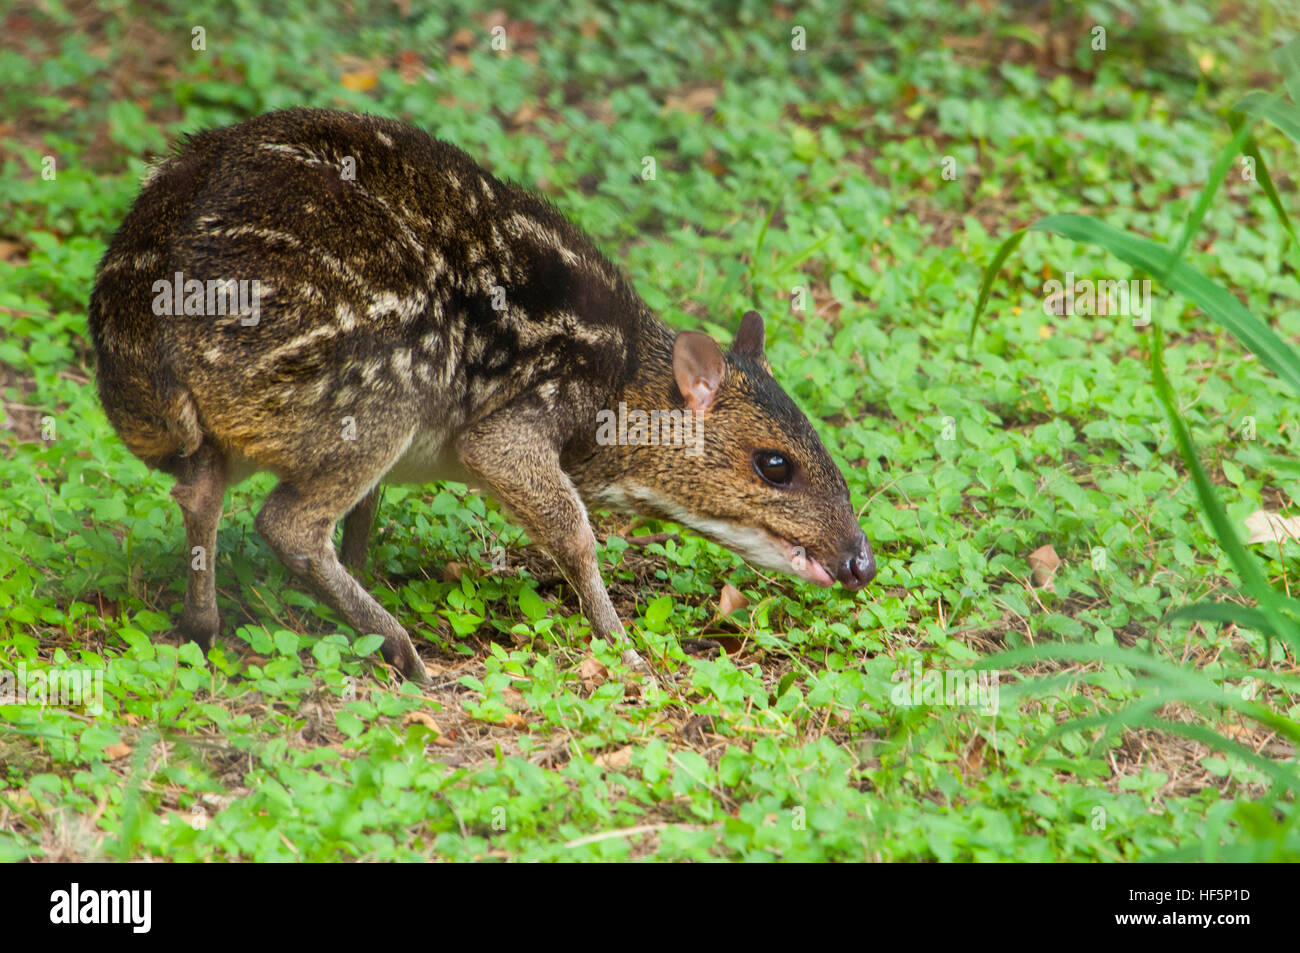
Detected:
left=1028, top=544, right=1059, bottom=587
left=594, top=746, right=633, bottom=771
left=404, top=710, right=455, bottom=746
left=501, top=687, right=528, bottom=711
left=960, top=736, right=987, bottom=777
left=714, top=635, right=744, bottom=655
left=1244, top=510, right=1300, bottom=544
left=403, top=710, right=436, bottom=730
left=664, top=86, right=719, bottom=115
left=577, top=655, right=608, bottom=689
left=511, top=102, right=540, bottom=127
left=718, top=583, right=750, bottom=617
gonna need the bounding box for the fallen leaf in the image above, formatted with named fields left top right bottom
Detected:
left=1028, top=544, right=1059, bottom=588
left=960, top=736, right=987, bottom=777
left=594, top=746, right=633, bottom=771
left=1244, top=510, right=1300, bottom=544
left=402, top=710, right=436, bottom=730
left=511, top=102, right=540, bottom=127
left=577, top=655, right=608, bottom=690
left=664, top=85, right=719, bottom=115
left=403, top=710, right=455, bottom=746
left=713, top=635, right=745, bottom=655
left=718, top=583, right=750, bottom=617
left=501, top=687, right=527, bottom=711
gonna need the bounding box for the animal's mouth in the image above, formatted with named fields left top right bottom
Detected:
left=779, top=538, right=834, bottom=588
left=726, top=524, right=835, bottom=588
left=601, top=483, right=839, bottom=588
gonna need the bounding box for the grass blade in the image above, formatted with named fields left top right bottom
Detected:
left=1231, top=115, right=1297, bottom=248
left=1233, top=90, right=1300, bottom=145
left=1166, top=120, right=1251, bottom=275
left=1163, top=600, right=1275, bottom=636
left=967, top=227, right=1027, bottom=344
left=1029, top=214, right=1300, bottom=396
left=1149, top=321, right=1300, bottom=653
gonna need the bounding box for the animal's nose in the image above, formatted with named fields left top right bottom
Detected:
left=836, top=533, right=876, bottom=589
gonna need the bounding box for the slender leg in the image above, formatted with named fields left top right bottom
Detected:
left=455, top=411, right=628, bottom=649
left=255, top=481, right=428, bottom=684
left=171, top=443, right=227, bottom=651
left=340, top=485, right=379, bottom=572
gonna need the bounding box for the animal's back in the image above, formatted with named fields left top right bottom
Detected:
left=88, top=108, right=641, bottom=481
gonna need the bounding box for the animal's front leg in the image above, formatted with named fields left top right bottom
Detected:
left=455, top=409, right=636, bottom=662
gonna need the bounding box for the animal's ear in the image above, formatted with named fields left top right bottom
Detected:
left=673, top=330, right=726, bottom=414
left=733, top=310, right=766, bottom=358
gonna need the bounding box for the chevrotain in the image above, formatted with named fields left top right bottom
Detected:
left=87, top=107, right=875, bottom=684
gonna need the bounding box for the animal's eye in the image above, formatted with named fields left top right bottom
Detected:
left=753, top=450, right=793, bottom=487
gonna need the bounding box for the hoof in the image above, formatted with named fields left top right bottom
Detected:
left=381, top=635, right=429, bottom=686
left=174, top=611, right=220, bottom=652
left=619, top=647, right=660, bottom=695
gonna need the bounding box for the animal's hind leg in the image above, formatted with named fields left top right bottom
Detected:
left=170, top=443, right=227, bottom=651
left=340, top=486, right=379, bottom=573
left=256, top=481, right=428, bottom=684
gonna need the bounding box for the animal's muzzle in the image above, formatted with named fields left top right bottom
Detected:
left=835, top=530, right=876, bottom=589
